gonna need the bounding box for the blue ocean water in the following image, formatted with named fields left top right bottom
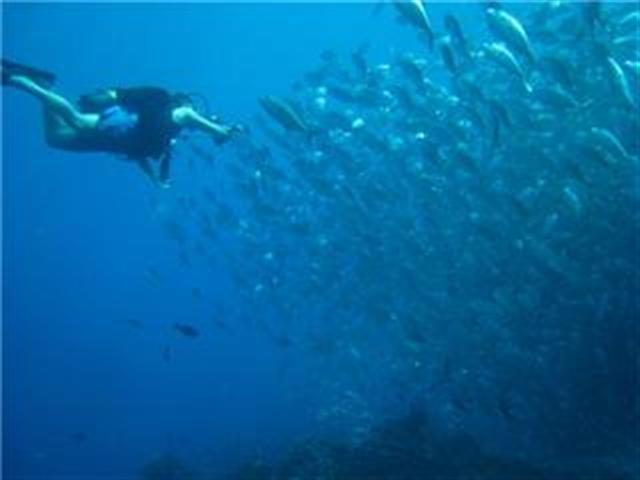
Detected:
left=2, top=5, right=424, bottom=478
left=3, top=2, right=639, bottom=480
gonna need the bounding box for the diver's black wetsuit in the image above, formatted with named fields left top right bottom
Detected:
left=77, top=87, right=183, bottom=180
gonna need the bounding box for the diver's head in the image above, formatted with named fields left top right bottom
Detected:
left=171, top=92, right=196, bottom=109
left=78, top=89, right=118, bottom=113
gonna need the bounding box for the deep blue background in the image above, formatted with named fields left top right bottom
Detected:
left=2, top=3, right=466, bottom=478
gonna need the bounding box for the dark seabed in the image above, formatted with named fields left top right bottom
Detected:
left=3, top=2, right=639, bottom=479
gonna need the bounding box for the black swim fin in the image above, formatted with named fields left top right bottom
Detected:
left=1, top=58, right=57, bottom=87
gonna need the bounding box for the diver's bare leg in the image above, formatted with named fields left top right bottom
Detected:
left=8, top=75, right=99, bottom=130
left=42, top=109, right=79, bottom=149
left=137, top=158, right=159, bottom=185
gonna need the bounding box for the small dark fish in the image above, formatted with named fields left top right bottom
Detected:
left=212, top=316, right=230, bottom=331
left=189, top=142, right=216, bottom=164
left=440, top=40, right=457, bottom=74
left=582, top=1, right=603, bottom=33
left=352, top=43, right=370, bottom=78
left=444, top=14, right=470, bottom=59
left=455, top=148, right=479, bottom=173
left=488, top=113, right=502, bottom=154
left=450, top=394, right=473, bottom=414
left=539, top=55, right=574, bottom=91
left=70, top=432, right=87, bottom=443
left=126, top=318, right=144, bottom=330
left=454, top=76, right=486, bottom=104
left=496, top=393, right=517, bottom=420
left=193, top=242, right=208, bottom=258
left=320, top=49, right=337, bottom=63
left=191, top=287, right=205, bottom=301
left=162, top=344, right=171, bottom=362
left=178, top=250, right=192, bottom=268
left=145, top=266, right=163, bottom=286
left=174, top=323, right=200, bottom=338
left=397, top=55, right=424, bottom=90
left=163, top=220, right=187, bottom=246
left=403, top=318, right=428, bottom=344
left=534, top=85, right=580, bottom=110
left=444, top=14, right=464, bottom=44
left=370, top=1, right=385, bottom=17
left=273, top=335, right=294, bottom=349
left=486, top=99, right=512, bottom=129
left=201, top=186, right=217, bottom=204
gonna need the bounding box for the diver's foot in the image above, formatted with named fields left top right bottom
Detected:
left=1, top=66, right=13, bottom=86
left=1, top=59, right=56, bottom=88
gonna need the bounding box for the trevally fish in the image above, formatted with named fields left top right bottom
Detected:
left=259, top=95, right=310, bottom=133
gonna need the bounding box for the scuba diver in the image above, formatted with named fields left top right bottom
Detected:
left=2, top=58, right=239, bottom=187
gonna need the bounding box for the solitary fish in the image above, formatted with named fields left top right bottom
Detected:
left=619, top=10, right=640, bottom=32
left=394, top=0, right=434, bottom=50
left=126, top=318, right=144, bottom=330
left=174, top=323, right=200, bottom=338
left=486, top=7, right=535, bottom=64
left=589, top=127, right=635, bottom=162
left=439, top=38, right=458, bottom=74
left=191, top=287, right=205, bottom=301
left=144, top=266, right=163, bottom=286
left=581, top=1, right=603, bottom=33
left=70, top=432, right=88, bottom=443
left=273, top=335, right=295, bottom=349
left=212, top=315, right=230, bottom=331
left=484, top=42, right=533, bottom=93
left=606, top=57, right=635, bottom=109
left=259, top=95, right=309, bottom=133
left=162, top=344, right=172, bottom=362
left=444, top=14, right=470, bottom=60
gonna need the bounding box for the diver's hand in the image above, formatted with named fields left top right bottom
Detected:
left=212, top=125, right=234, bottom=145
left=214, top=124, right=246, bottom=144
left=230, top=123, right=246, bottom=135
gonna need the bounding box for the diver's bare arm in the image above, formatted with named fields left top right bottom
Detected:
left=172, top=106, right=232, bottom=143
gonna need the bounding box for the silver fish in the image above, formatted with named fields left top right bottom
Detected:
left=486, top=7, right=535, bottom=64
left=606, top=57, right=635, bottom=109
left=394, top=0, right=434, bottom=50
left=483, top=42, right=533, bottom=93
